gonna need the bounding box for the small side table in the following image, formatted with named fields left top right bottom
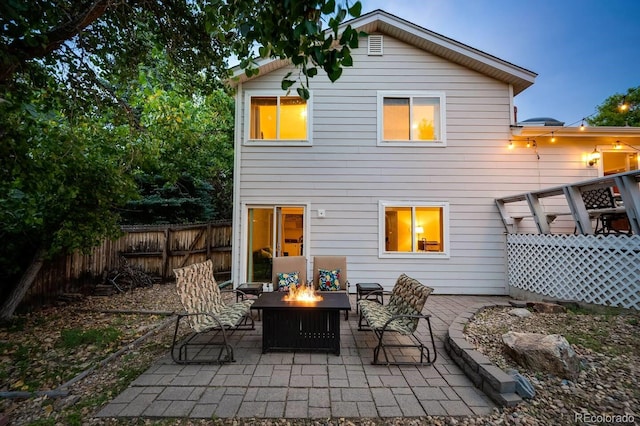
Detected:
left=236, top=282, right=265, bottom=302
left=356, top=282, right=383, bottom=314
left=237, top=282, right=265, bottom=320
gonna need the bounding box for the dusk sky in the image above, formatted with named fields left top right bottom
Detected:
left=359, top=0, right=640, bottom=126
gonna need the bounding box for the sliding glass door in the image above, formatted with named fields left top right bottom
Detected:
left=246, top=205, right=305, bottom=282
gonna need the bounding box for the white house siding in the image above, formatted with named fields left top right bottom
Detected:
left=232, top=35, right=597, bottom=294
left=497, top=139, right=609, bottom=235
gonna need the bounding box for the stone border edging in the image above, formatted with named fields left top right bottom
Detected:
left=444, top=302, right=522, bottom=407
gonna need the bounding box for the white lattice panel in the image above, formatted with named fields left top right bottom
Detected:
left=507, top=234, right=640, bottom=310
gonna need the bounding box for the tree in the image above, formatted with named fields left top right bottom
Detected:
left=0, top=77, right=139, bottom=317
left=116, top=53, right=236, bottom=224
left=587, top=86, right=640, bottom=127
left=1, top=1, right=362, bottom=98
left=118, top=63, right=236, bottom=224
left=0, top=0, right=363, bottom=319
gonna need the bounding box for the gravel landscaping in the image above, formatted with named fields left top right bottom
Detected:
left=464, top=305, right=640, bottom=425
left=1, top=284, right=638, bottom=425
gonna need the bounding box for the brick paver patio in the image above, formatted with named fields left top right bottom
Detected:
left=96, top=295, right=507, bottom=420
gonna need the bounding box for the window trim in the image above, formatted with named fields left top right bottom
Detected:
left=377, top=91, right=446, bottom=147
left=244, top=90, right=313, bottom=146
left=378, top=200, right=450, bottom=259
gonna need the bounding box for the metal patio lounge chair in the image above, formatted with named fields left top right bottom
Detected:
left=172, top=260, right=254, bottom=364
left=358, top=273, right=437, bottom=366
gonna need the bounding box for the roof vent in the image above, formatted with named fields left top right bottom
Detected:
left=368, top=35, right=383, bottom=56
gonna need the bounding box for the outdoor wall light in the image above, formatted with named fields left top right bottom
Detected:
left=510, top=125, right=523, bottom=136
left=588, top=147, right=601, bottom=166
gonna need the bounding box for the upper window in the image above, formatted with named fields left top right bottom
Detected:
left=246, top=92, right=310, bottom=144
left=377, top=91, right=446, bottom=146
left=379, top=201, right=449, bottom=258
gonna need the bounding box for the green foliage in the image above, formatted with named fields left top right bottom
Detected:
left=0, top=50, right=235, bottom=299
left=10, top=343, right=37, bottom=388
left=223, top=0, right=364, bottom=98
left=63, top=412, right=82, bottom=426
left=1, top=1, right=363, bottom=100
left=0, top=0, right=226, bottom=94
left=117, top=55, right=235, bottom=224
left=58, top=327, right=122, bottom=349
left=587, top=86, right=640, bottom=127
left=121, top=175, right=216, bottom=224
left=0, top=0, right=362, bottom=310
left=0, top=74, right=138, bottom=289
left=24, top=418, right=56, bottom=426
left=3, top=316, right=27, bottom=332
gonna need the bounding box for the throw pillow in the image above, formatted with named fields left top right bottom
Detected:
left=318, top=268, right=341, bottom=291
left=277, top=271, right=300, bottom=292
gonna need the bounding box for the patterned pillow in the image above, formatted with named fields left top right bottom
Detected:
left=277, top=271, right=300, bottom=292
left=318, top=268, right=341, bottom=291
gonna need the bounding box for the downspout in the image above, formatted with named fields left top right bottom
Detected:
left=231, top=82, right=243, bottom=286
left=508, top=84, right=515, bottom=125
left=508, top=84, right=524, bottom=137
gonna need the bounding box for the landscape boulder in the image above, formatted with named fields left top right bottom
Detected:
left=502, top=331, right=580, bottom=380
left=508, top=308, right=532, bottom=318
left=530, top=302, right=567, bottom=314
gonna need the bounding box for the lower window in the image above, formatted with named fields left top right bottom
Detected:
left=379, top=201, right=449, bottom=257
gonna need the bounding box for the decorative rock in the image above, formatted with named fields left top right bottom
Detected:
left=507, top=369, right=536, bottom=399
left=502, top=332, right=580, bottom=380
left=531, top=302, right=566, bottom=313
left=543, top=298, right=581, bottom=309
left=509, top=300, right=528, bottom=308
left=508, top=308, right=532, bottom=318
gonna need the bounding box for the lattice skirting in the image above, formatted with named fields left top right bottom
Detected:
left=507, top=234, right=640, bottom=310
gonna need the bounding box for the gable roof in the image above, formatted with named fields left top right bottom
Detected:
left=230, top=9, right=537, bottom=95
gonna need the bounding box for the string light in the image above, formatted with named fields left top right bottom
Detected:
left=619, top=96, right=628, bottom=111
left=507, top=110, right=640, bottom=164
left=612, top=140, right=640, bottom=152
left=509, top=114, right=595, bottom=145
left=506, top=139, right=539, bottom=159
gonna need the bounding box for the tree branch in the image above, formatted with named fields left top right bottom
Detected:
left=0, top=0, right=112, bottom=82
left=61, top=42, right=144, bottom=131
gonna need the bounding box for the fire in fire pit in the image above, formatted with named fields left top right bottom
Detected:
left=283, top=284, right=323, bottom=303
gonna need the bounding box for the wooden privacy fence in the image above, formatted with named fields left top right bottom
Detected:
left=21, top=221, right=232, bottom=310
